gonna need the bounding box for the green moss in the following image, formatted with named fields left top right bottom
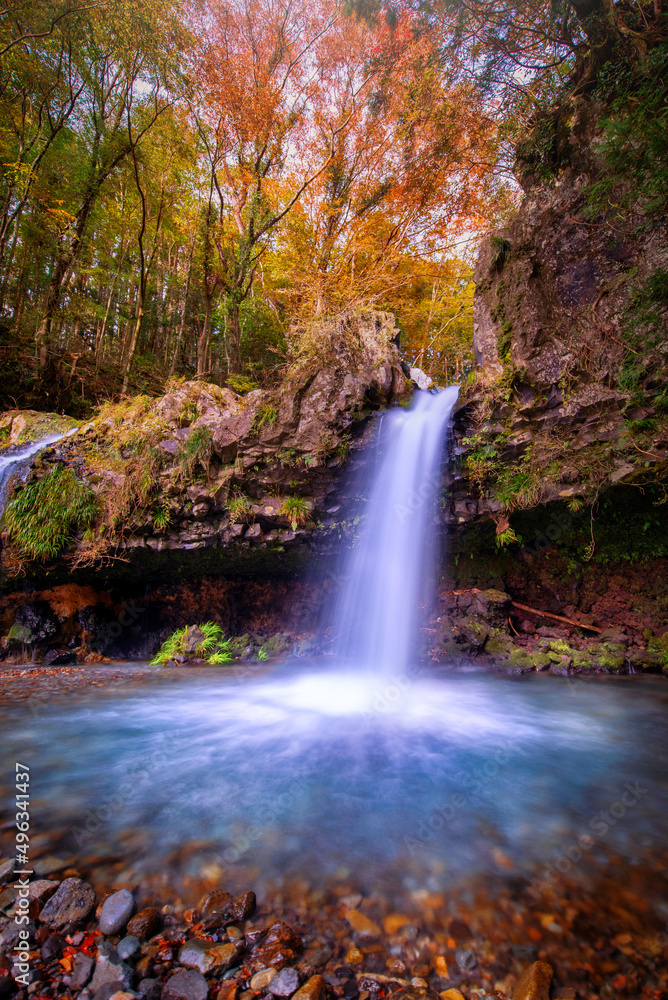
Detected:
left=178, top=426, right=213, bottom=480
left=3, top=466, right=97, bottom=562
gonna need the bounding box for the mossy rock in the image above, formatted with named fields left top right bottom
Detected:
left=7, top=623, right=34, bottom=647
left=260, top=633, right=292, bottom=659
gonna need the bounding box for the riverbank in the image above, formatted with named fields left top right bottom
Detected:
left=0, top=844, right=666, bottom=1000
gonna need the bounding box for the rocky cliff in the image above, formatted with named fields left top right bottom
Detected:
left=439, top=77, right=668, bottom=674
left=0, top=311, right=408, bottom=660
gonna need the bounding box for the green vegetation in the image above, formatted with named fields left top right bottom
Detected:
left=253, top=404, right=278, bottom=434
left=227, top=491, right=252, bottom=523
left=177, top=426, right=213, bottom=480
left=588, top=43, right=668, bottom=221
left=150, top=622, right=233, bottom=665
left=279, top=495, right=311, bottom=530
left=3, top=466, right=97, bottom=561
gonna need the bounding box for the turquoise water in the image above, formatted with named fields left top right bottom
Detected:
left=5, top=664, right=667, bottom=896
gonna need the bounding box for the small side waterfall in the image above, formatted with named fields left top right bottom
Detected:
left=331, top=386, right=459, bottom=673
left=0, top=432, right=74, bottom=518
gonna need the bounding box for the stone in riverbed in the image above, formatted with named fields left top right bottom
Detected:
left=291, top=976, right=325, bottom=1000
left=198, top=890, right=233, bottom=927
left=90, top=942, right=136, bottom=993
left=162, top=970, right=209, bottom=1000
left=117, top=936, right=141, bottom=960
left=250, top=969, right=278, bottom=991
left=344, top=910, right=381, bottom=937
left=41, top=933, right=67, bottom=964
left=39, top=877, right=96, bottom=929
left=268, top=968, right=299, bottom=996
left=512, top=961, right=553, bottom=1000
left=70, top=952, right=94, bottom=989
left=99, top=889, right=135, bottom=936
left=439, top=991, right=465, bottom=1000
left=229, top=891, right=256, bottom=922
left=138, top=979, right=163, bottom=1000
left=93, top=982, right=127, bottom=1000
left=127, top=907, right=162, bottom=941
left=179, top=939, right=238, bottom=974
left=256, top=922, right=304, bottom=969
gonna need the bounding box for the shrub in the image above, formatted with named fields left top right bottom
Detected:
left=3, top=466, right=97, bottom=561
left=178, top=425, right=213, bottom=480
left=150, top=622, right=233, bottom=665
left=279, top=495, right=311, bottom=529
left=227, top=491, right=252, bottom=523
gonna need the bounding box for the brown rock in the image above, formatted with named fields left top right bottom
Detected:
left=345, top=910, right=381, bottom=937
left=512, top=961, right=553, bottom=1000
left=392, top=987, right=440, bottom=1000
left=217, top=982, right=239, bottom=1000
left=198, top=889, right=233, bottom=927
left=229, top=891, right=256, bottom=921
left=291, top=976, right=326, bottom=1000
left=127, top=907, right=163, bottom=941
left=257, top=922, right=304, bottom=969
left=38, top=877, right=95, bottom=929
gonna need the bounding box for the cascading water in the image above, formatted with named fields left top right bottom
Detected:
left=332, top=386, right=459, bottom=672
left=0, top=431, right=75, bottom=517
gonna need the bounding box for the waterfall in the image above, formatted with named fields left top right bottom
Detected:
left=0, top=432, right=74, bottom=518
left=331, top=385, right=459, bottom=673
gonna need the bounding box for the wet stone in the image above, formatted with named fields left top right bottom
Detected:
left=229, top=891, right=256, bottom=922
left=138, top=979, right=163, bottom=1000
left=127, top=908, right=162, bottom=941
left=94, top=981, right=128, bottom=1000
left=39, top=878, right=96, bottom=929
left=198, top=890, right=233, bottom=927
left=292, top=976, right=326, bottom=1000
left=70, top=953, right=94, bottom=989
left=100, top=890, right=135, bottom=936
left=250, top=969, right=278, bottom=991
left=117, top=937, right=141, bottom=961
left=90, top=942, right=136, bottom=994
left=267, top=967, right=299, bottom=996
left=162, top=970, right=209, bottom=1000
left=179, top=939, right=238, bottom=975
left=40, top=933, right=67, bottom=964
left=512, top=961, right=553, bottom=1000
left=257, top=922, right=304, bottom=970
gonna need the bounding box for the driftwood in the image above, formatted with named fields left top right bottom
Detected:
left=443, top=587, right=605, bottom=634
left=509, top=600, right=603, bottom=634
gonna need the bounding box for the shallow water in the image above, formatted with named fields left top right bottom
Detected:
left=4, top=663, right=667, bottom=897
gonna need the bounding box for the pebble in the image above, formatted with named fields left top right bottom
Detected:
left=0, top=859, right=14, bottom=883
left=70, top=952, right=95, bottom=989
left=512, top=961, right=553, bottom=1000
left=257, top=922, right=304, bottom=969
left=345, top=910, right=381, bottom=937
left=138, top=980, right=163, bottom=1000
left=90, top=942, right=136, bottom=993
left=439, top=991, right=465, bottom=1000
left=229, top=890, right=256, bottom=921
left=94, top=983, right=129, bottom=1000
left=39, top=877, right=96, bottom=929
left=267, top=967, right=299, bottom=996
left=117, top=936, right=141, bottom=960
left=162, top=970, right=209, bottom=1000
left=217, top=983, right=238, bottom=1000
left=179, top=939, right=238, bottom=974
left=382, top=914, right=410, bottom=935
left=127, top=907, right=163, bottom=941
left=41, top=933, right=67, bottom=964
left=292, top=976, right=325, bottom=1000
left=198, top=890, right=232, bottom=927
left=100, top=890, right=135, bottom=936
left=250, top=968, right=278, bottom=991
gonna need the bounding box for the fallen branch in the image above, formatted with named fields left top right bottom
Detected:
left=510, top=600, right=603, bottom=633
left=632, top=441, right=665, bottom=462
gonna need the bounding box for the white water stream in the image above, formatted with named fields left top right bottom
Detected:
left=332, top=387, right=459, bottom=672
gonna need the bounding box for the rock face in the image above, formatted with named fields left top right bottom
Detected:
left=0, top=311, right=407, bottom=660
left=455, top=96, right=667, bottom=525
